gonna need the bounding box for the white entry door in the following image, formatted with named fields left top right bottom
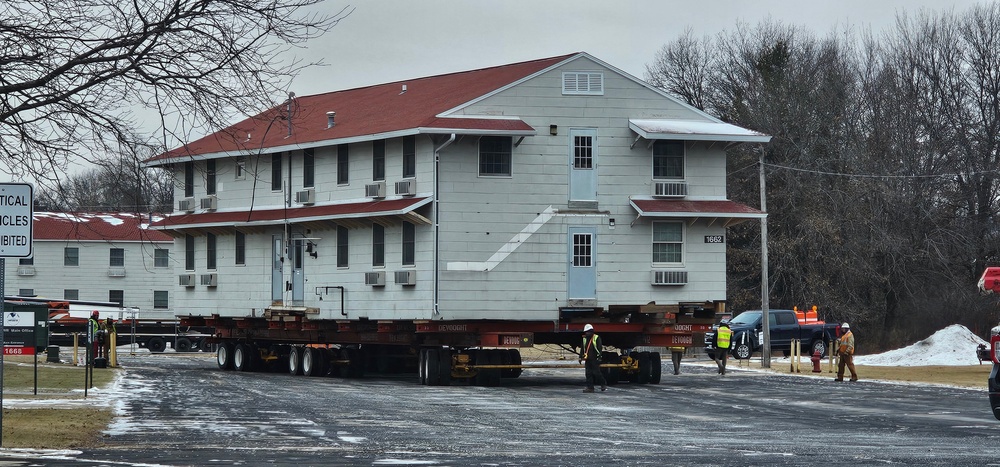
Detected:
left=568, top=227, right=597, bottom=300
left=569, top=128, right=598, bottom=203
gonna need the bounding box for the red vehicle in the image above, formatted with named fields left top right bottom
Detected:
left=977, top=268, right=1000, bottom=420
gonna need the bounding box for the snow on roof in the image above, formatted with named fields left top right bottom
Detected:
left=854, top=324, right=988, bottom=366
left=629, top=119, right=771, bottom=143
left=33, top=212, right=172, bottom=242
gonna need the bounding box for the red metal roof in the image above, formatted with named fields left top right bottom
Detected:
left=629, top=199, right=765, bottom=218
left=149, top=197, right=431, bottom=229
left=33, top=212, right=173, bottom=242
left=147, top=54, right=579, bottom=163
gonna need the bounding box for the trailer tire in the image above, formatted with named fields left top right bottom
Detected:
left=147, top=337, right=166, bottom=353
left=485, top=349, right=502, bottom=387
left=217, top=343, right=234, bottom=370
left=438, top=348, right=452, bottom=386
left=197, top=338, right=213, bottom=353
left=506, top=349, right=522, bottom=378
left=302, top=347, right=323, bottom=377
left=636, top=351, right=651, bottom=384
left=288, top=346, right=303, bottom=376
left=175, top=337, right=192, bottom=353
left=233, top=343, right=253, bottom=372
left=425, top=348, right=441, bottom=386
left=471, top=350, right=488, bottom=386
left=649, top=352, right=662, bottom=384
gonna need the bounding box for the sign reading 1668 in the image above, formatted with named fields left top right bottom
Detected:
left=704, top=235, right=725, bottom=244
left=0, top=183, right=33, bottom=258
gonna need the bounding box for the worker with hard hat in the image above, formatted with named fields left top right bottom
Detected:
left=714, top=319, right=733, bottom=375
left=835, top=322, right=859, bottom=382
left=88, top=311, right=101, bottom=363
left=578, top=324, right=607, bottom=392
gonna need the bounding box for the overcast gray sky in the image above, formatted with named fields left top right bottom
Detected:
left=287, top=0, right=987, bottom=95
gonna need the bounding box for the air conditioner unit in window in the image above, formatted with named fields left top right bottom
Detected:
left=365, top=271, right=386, bottom=286
left=179, top=274, right=196, bottom=287
left=200, top=273, right=218, bottom=287
left=200, top=195, right=217, bottom=211
left=295, top=188, right=315, bottom=205
left=394, top=270, right=416, bottom=285
left=395, top=178, right=416, bottom=196
left=652, top=181, right=688, bottom=198
left=107, top=267, right=127, bottom=277
left=178, top=197, right=196, bottom=212
left=16, top=266, right=35, bottom=276
left=365, top=181, right=386, bottom=199
left=651, top=270, right=688, bottom=286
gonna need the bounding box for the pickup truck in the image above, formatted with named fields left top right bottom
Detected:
left=705, top=309, right=841, bottom=360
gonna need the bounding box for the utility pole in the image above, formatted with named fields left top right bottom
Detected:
left=759, top=151, right=771, bottom=368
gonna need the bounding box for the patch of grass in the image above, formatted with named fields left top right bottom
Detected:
left=1, top=354, right=118, bottom=449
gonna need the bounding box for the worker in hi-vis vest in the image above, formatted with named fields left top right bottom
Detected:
left=714, top=319, right=732, bottom=375
left=87, top=311, right=101, bottom=362
left=578, top=324, right=607, bottom=392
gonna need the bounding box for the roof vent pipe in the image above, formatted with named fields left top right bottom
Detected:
left=400, top=84, right=407, bottom=95
left=326, top=111, right=336, bottom=128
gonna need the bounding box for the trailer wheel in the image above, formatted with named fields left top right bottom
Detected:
left=217, top=343, right=234, bottom=370
left=506, top=349, right=522, bottom=378
left=485, top=349, right=502, bottom=387
left=288, top=346, right=303, bottom=376
left=175, top=337, right=192, bottom=353
left=302, top=347, right=323, bottom=377
left=732, top=340, right=753, bottom=360
left=649, top=352, right=662, bottom=384
left=147, top=337, right=166, bottom=353
left=424, top=348, right=441, bottom=386
left=418, top=349, right=427, bottom=384
left=636, top=351, right=651, bottom=384
left=233, top=343, right=254, bottom=372
left=438, top=348, right=452, bottom=386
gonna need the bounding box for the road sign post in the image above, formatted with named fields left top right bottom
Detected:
left=0, top=182, right=33, bottom=447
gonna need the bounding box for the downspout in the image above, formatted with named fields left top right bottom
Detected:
left=433, top=134, right=456, bottom=317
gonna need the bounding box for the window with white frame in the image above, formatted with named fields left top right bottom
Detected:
left=303, top=148, right=315, bottom=188
left=235, top=232, right=246, bottom=266
left=402, top=136, right=416, bottom=179
left=337, top=225, right=349, bottom=268
left=562, top=72, right=604, bottom=95
left=235, top=156, right=246, bottom=180
left=402, top=222, right=415, bottom=266
left=652, top=140, right=684, bottom=179
left=206, top=233, right=217, bottom=270
left=184, top=235, right=195, bottom=271
left=18, top=288, right=33, bottom=296
left=109, top=290, right=124, bottom=306
left=153, top=290, right=169, bottom=309
left=652, top=221, right=684, bottom=264
left=64, top=289, right=79, bottom=300
left=154, top=248, right=169, bottom=268
left=271, top=153, right=282, bottom=191
left=110, top=248, right=125, bottom=267
left=479, top=136, right=512, bottom=177
left=184, top=161, right=194, bottom=198
left=206, top=159, right=217, bottom=195
left=337, top=145, right=349, bottom=185
left=64, top=247, right=79, bottom=266
left=373, top=140, right=385, bottom=182
left=372, top=224, right=385, bottom=267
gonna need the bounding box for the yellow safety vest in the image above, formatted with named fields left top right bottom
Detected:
left=716, top=326, right=732, bottom=349
left=581, top=334, right=601, bottom=359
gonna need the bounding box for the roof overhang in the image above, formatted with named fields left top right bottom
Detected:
left=629, top=197, right=766, bottom=227
left=629, top=119, right=771, bottom=143
left=150, top=197, right=432, bottom=233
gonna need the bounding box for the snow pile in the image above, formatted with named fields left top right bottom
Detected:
left=853, top=324, right=988, bottom=366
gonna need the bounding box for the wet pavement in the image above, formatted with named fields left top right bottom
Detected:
left=1, top=352, right=999, bottom=466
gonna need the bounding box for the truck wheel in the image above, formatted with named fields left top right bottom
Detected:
left=485, top=349, right=502, bottom=386
left=636, top=352, right=651, bottom=384
left=471, top=350, right=488, bottom=386
left=732, top=341, right=753, bottom=360
left=288, top=346, right=303, bottom=376
left=810, top=339, right=828, bottom=358
left=217, top=343, right=234, bottom=370
left=302, top=347, right=321, bottom=377
left=175, top=338, right=192, bottom=353
left=418, top=349, right=427, bottom=384
left=147, top=337, right=166, bottom=353
left=649, top=352, right=662, bottom=384
left=507, top=349, right=522, bottom=379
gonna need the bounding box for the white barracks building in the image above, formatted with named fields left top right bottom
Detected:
left=146, top=52, right=769, bottom=334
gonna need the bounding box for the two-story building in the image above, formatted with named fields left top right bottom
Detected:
left=3, top=212, right=176, bottom=319
left=145, top=52, right=769, bottom=378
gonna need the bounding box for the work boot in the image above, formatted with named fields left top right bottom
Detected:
left=834, top=378, right=843, bottom=382
left=849, top=378, right=858, bottom=382
left=582, top=388, right=595, bottom=393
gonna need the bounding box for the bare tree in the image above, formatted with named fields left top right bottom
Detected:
left=0, top=0, right=351, bottom=185
left=34, top=152, right=174, bottom=213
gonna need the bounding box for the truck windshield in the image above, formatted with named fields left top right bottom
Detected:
left=730, top=311, right=761, bottom=325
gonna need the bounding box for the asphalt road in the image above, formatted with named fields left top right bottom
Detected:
left=3, top=353, right=999, bottom=466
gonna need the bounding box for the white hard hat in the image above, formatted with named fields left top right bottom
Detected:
left=583, top=324, right=594, bottom=332
left=841, top=322, right=850, bottom=329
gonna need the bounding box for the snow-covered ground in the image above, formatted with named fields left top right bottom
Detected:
left=853, top=324, right=988, bottom=366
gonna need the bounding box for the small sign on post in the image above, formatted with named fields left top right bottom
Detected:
left=0, top=182, right=33, bottom=448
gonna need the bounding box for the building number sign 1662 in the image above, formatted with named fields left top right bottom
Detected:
left=704, top=235, right=725, bottom=244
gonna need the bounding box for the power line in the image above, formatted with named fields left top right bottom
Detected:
left=763, top=162, right=1000, bottom=179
